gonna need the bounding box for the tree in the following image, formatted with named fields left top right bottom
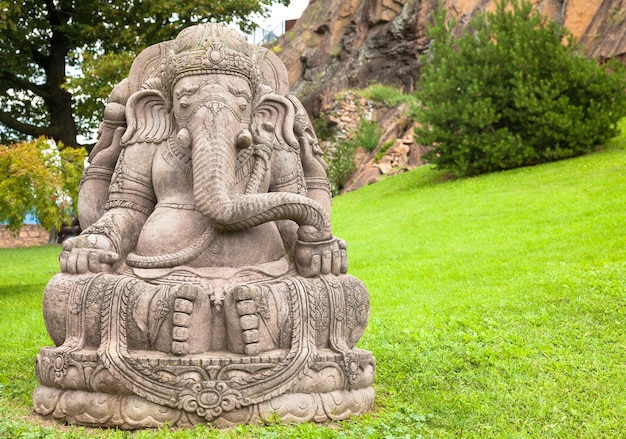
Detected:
left=414, top=0, right=626, bottom=177
left=0, top=0, right=288, bottom=148
left=0, top=137, right=85, bottom=233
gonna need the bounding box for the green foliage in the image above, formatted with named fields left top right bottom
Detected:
left=325, top=138, right=357, bottom=196
left=353, top=118, right=382, bottom=153
left=0, top=138, right=85, bottom=233
left=0, top=0, right=288, bottom=146
left=67, top=51, right=138, bottom=138
left=322, top=117, right=382, bottom=195
left=375, top=139, right=396, bottom=162
left=354, top=84, right=416, bottom=108
left=414, top=0, right=626, bottom=177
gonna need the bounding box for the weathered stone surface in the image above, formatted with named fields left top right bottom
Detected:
left=273, top=0, right=626, bottom=193
left=276, top=0, right=424, bottom=117
left=317, top=92, right=427, bottom=193
left=274, top=0, right=626, bottom=118
left=34, top=23, right=373, bottom=429
left=579, top=0, right=626, bottom=63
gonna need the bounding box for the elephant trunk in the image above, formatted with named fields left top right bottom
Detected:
left=190, top=107, right=331, bottom=242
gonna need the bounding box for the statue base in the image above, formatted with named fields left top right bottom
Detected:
left=34, top=347, right=375, bottom=429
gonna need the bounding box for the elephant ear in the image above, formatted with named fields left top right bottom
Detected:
left=254, top=94, right=298, bottom=150
left=121, top=89, right=172, bottom=146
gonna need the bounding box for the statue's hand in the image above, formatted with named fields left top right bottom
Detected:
left=59, top=234, right=120, bottom=274
left=295, top=237, right=348, bottom=278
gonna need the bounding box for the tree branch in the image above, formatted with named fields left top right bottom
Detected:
left=0, top=110, right=50, bottom=139
left=30, top=46, right=49, bottom=70
left=0, top=70, right=53, bottom=101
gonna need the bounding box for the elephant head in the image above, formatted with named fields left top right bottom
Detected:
left=119, top=24, right=332, bottom=243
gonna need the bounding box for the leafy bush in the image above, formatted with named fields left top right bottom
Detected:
left=325, top=138, right=357, bottom=196
left=414, top=0, right=626, bottom=177
left=353, top=117, right=382, bottom=152
left=0, top=137, right=85, bottom=233
left=322, top=117, right=382, bottom=195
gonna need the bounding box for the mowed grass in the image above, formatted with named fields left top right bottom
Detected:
left=1, top=131, right=626, bottom=437
left=334, top=145, right=626, bottom=437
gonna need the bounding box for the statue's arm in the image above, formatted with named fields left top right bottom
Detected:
left=292, top=125, right=348, bottom=277
left=60, top=142, right=157, bottom=274
left=78, top=80, right=130, bottom=229
left=301, top=139, right=332, bottom=214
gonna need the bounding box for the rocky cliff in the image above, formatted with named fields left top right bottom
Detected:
left=272, top=0, right=626, bottom=193
left=274, top=0, right=626, bottom=118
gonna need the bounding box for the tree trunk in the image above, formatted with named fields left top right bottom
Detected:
left=44, top=5, right=79, bottom=148
left=47, top=87, right=78, bottom=148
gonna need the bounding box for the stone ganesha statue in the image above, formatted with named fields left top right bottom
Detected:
left=34, top=23, right=375, bottom=429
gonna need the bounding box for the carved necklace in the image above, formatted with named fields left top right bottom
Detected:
left=161, top=135, right=193, bottom=182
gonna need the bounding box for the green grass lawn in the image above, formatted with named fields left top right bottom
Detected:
left=1, top=134, right=626, bottom=437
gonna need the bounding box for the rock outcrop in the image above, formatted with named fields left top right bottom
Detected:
left=579, top=0, right=626, bottom=62
left=274, top=0, right=426, bottom=118
left=319, top=91, right=427, bottom=193
left=272, top=0, right=626, bottom=193
left=274, top=0, right=626, bottom=118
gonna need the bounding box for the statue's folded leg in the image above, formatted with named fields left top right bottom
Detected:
left=37, top=273, right=373, bottom=428
left=42, top=273, right=188, bottom=353
left=43, top=273, right=108, bottom=351
left=224, top=283, right=292, bottom=355
left=223, top=274, right=369, bottom=357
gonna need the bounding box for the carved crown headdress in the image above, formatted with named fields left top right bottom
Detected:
left=160, top=23, right=258, bottom=91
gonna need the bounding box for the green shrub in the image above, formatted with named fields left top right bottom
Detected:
left=353, top=117, right=382, bottom=152
left=317, top=114, right=382, bottom=195
left=414, top=0, right=626, bottom=177
left=355, top=84, right=416, bottom=108
left=324, top=138, right=356, bottom=196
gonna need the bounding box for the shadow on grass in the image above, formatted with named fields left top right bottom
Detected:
left=0, top=284, right=46, bottom=296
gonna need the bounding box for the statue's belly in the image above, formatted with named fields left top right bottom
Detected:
left=135, top=207, right=207, bottom=256
left=135, top=207, right=286, bottom=267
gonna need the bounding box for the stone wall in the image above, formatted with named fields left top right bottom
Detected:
left=0, top=225, right=51, bottom=248
left=320, top=91, right=427, bottom=193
